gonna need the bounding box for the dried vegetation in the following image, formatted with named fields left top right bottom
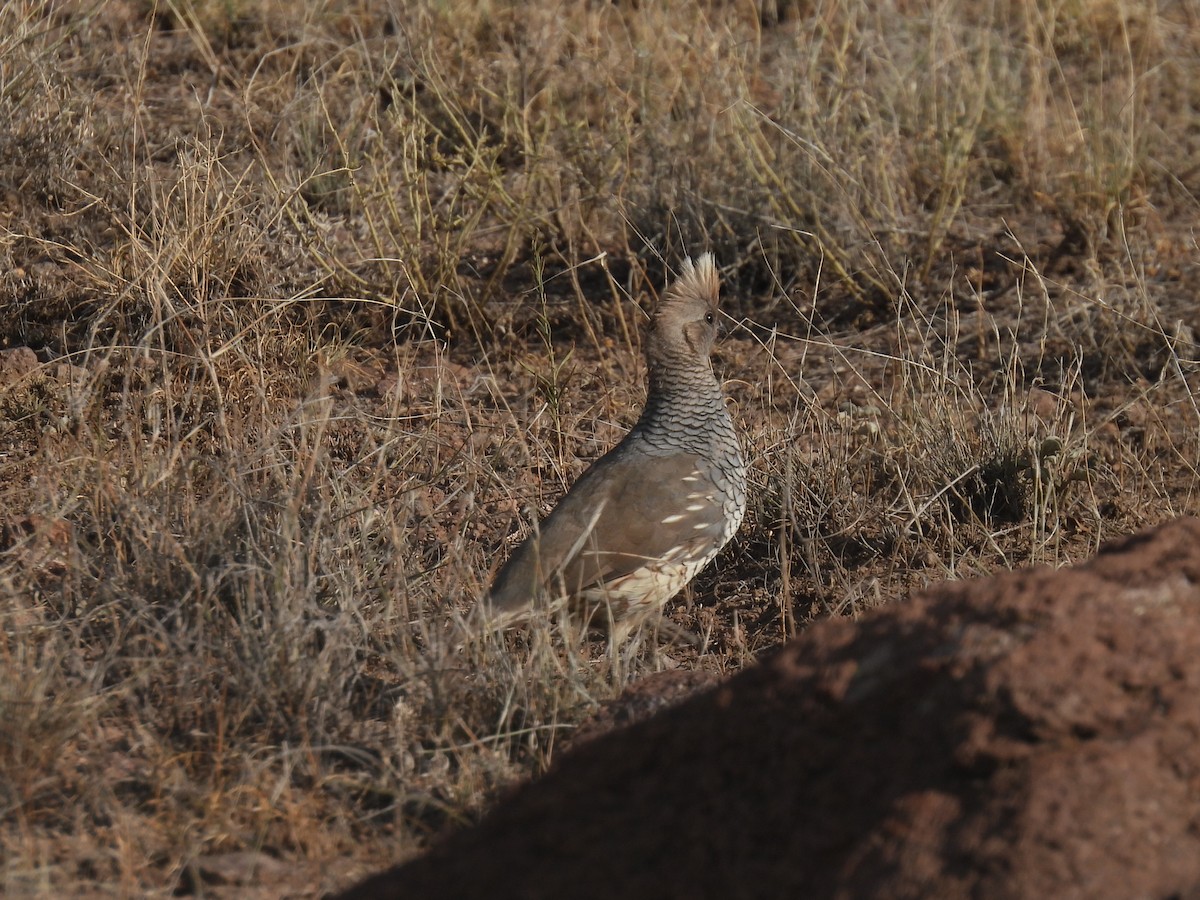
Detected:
left=1, top=0, right=1198, bottom=894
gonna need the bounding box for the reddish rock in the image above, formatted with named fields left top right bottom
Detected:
left=0, top=346, right=38, bottom=385
left=338, top=518, right=1200, bottom=900
left=563, top=668, right=722, bottom=753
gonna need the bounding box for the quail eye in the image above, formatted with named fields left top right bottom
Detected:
left=705, top=312, right=715, bottom=324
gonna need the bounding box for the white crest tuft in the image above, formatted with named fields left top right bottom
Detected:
left=666, top=253, right=719, bottom=308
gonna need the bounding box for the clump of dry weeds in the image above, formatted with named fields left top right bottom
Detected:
left=1, top=0, right=1199, bottom=894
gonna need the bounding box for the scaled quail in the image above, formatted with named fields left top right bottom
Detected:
left=484, top=254, right=746, bottom=637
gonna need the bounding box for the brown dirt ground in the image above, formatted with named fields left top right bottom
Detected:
left=4, top=3, right=1200, bottom=895
left=338, top=516, right=1200, bottom=900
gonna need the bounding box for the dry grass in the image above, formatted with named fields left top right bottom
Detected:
left=1, top=0, right=1198, bottom=894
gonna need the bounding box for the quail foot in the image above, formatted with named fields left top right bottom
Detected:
left=484, top=254, right=746, bottom=643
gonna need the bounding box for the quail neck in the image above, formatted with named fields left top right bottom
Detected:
left=633, top=286, right=736, bottom=459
